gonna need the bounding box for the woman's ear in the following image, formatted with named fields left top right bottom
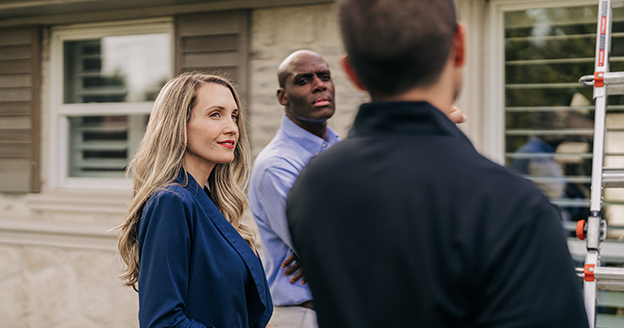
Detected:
left=341, top=56, right=367, bottom=91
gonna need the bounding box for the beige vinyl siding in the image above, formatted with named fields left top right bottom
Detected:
left=175, top=10, right=250, bottom=104
left=0, top=26, right=40, bottom=192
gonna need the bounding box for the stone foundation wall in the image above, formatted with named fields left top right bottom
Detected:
left=0, top=244, right=136, bottom=328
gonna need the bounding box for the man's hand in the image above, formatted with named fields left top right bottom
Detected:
left=282, top=253, right=306, bottom=285
left=448, top=105, right=467, bottom=124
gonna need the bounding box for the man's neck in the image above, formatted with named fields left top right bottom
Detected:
left=370, top=60, right=457, bottom=116
left=287, top=113, right=328, bottom=140
left=371, top=85, right=453, bottom=117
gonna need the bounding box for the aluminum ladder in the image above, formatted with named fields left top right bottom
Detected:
left=577, top=1, right=624, bottom=327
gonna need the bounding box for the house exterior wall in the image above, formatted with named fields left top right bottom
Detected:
left=5, top=1, right=616, bottom=327
left=0, top=3, right=373, bottom=327
left=248, top=3, right=369, bottom=158
left=247, top=1, right=485, bottom=156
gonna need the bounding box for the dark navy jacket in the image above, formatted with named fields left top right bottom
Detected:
left=287, top=101, right=588, bottom=328
left=138, top=170, right=272, bottom=328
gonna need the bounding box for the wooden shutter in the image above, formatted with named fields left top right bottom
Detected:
left=175, top=10, right=250, bottom=104
left=0, top=26, right=40, bottom=193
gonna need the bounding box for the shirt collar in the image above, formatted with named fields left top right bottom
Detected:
left=348, top=101, right=472, bottom=147
left=280, top=114, right=341, bottom=155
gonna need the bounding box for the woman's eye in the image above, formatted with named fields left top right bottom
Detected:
left=232, top=114, right=239, bottom=122
left=210, top=112, right=220, bottom=118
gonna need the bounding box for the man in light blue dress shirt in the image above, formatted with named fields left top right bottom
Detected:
left=249, top=50, right=341, bottom=328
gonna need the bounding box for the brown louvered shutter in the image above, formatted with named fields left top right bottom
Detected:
left=175, top=10, right=250, bottom=104
left=0, top=26, right=40, bottom=192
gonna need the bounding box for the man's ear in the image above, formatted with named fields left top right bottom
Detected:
left=341, top=56, right=367, bottom=91
left=277, top=88, right=288, bottom=106
left=453, top=23, right=466, bottom=68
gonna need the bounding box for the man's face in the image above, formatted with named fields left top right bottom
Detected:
left=278, top=54, right=335, bottom=124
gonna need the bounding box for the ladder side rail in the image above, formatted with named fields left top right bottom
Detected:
left=589, top=0, right=611, bottom=215
left=589, top=97, right=607, bottom=216
left=584, top=1, right=612, bottom=327
left=585, top=251, right=599, bottom=328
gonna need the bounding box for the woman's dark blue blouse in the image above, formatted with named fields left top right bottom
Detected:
left=137, top=170, right=272, bottom=328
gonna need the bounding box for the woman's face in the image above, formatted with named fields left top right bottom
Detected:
left=185, top=83, right=239, bottom=173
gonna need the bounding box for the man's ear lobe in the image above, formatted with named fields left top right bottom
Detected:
left=454, top=23, right=466, bottom=67
left=341, top=56, right=367, bottom=91
left=277, top=88, right=288, bottom=106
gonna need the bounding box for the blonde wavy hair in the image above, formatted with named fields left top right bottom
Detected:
left=115, top=72, right=254, bottom=289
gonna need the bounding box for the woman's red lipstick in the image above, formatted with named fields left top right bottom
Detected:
left=218, top=140, right=236, bottom=149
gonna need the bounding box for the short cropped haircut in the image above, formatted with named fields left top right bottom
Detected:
left=339, top=0, right=457, bottom=97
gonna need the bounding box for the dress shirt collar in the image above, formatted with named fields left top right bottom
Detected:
left=348, top=101, right=473, bottom=147
left=280, top=114, right=341, bottom=155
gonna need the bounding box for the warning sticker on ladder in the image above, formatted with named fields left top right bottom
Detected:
left=599, top=3, right=607, bottom=67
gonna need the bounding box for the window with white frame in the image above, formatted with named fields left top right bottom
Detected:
left=503, top=5, right=599, bottom=227
left=50, top=19, right=173, bottom=188
left=500, top=2, right=624, bottom=238
left=489, top=1, right=624, bottom=324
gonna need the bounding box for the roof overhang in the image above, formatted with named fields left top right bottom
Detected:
left=0, top=0, right=334, bottom=27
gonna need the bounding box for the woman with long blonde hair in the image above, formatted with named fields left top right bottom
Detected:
left=116, top=72, right=273, bottom=327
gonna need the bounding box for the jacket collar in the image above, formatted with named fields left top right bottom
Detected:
left=175, top=169, right=269, bottom=324
left=348, top=101, right=473, bottom=148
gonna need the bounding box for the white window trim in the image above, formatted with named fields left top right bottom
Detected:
left=484, top=0, right=596, bottom=164
left=485, top=0, right=624, bottom=264
left=49, top=18, right=174, bottom=190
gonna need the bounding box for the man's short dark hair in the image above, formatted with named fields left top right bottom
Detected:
left=339, top=0, right=457, bottom=97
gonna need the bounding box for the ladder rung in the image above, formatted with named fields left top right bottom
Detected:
left=579, top=72, right=624, bottom=95
left=594, top=266, right=624, bottom=280
left=577, top=266, right=624, bottom=279
left=602, top=168, right=624, bottom=187
left=598, top=281, right=624, bottom=292
left=596, top=266, right=624, bottom=292
left=604, top=72, right=624, bottom=84
left=607, top=85, right=624, bottom=95
left=577, top=267, right=624, bottom=291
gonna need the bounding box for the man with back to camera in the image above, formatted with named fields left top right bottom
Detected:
left=285, top=1, right=589, bottom=328
left=249, top=49, right=467, bottom=328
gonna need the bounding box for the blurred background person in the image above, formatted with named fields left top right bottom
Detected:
left=513, top=112, right=570, bottom=218
left=512, top=110, right=590, bottom=227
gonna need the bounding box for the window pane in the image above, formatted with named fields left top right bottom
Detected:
left=64, top=33, right=171, bottom=103
left=68, top=115, right=148, bottom=178
left=62, top=30, right=170, bottom=180
left=504, top=5, right=624, bottom=242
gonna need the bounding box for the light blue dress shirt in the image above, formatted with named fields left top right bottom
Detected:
left=249, top=114, right=341, bottom=306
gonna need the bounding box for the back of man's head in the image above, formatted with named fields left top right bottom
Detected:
left=339, top=0, right=457, bottom=97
